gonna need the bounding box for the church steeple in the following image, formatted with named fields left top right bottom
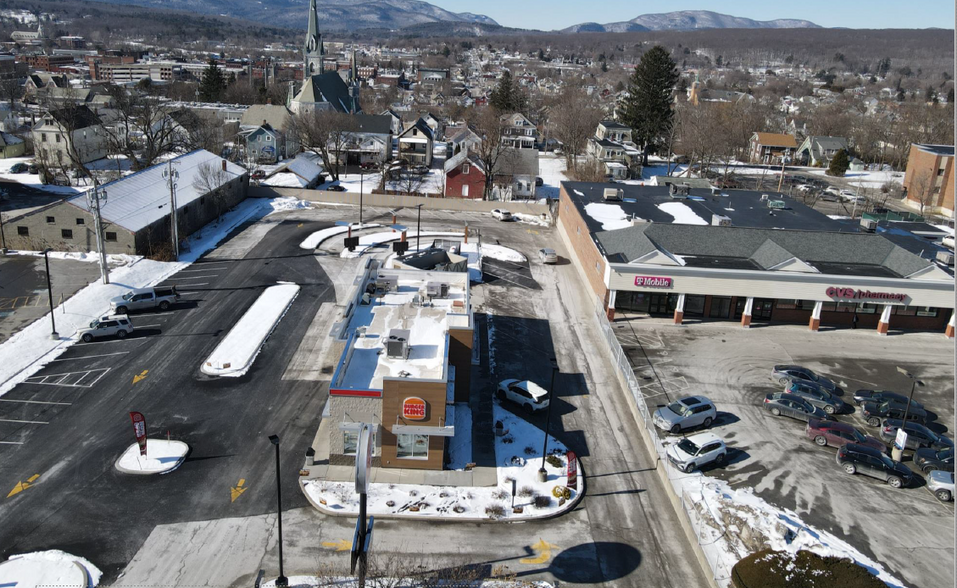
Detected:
left=303, top=0, right=323, bottom=77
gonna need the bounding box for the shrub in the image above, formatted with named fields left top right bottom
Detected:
left=492, top=489, right=509, bottom=501
left=518, top=486, right=535, bottom=498
left=732, top=549, right=887, bottom=588
left=532, top=495, right=552, bottom=509
left=485, top=504, right=506, bottom=518
left=524, top=445, right=536, bottom=455
left=545, top=455, right=564, bottom=469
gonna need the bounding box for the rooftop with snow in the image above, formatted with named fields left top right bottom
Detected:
left=330, top=267, right=471, bottom=394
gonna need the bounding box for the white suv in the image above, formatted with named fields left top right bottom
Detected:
left=496, top=379, right=549, bottom=412
left=78, top=315, right=133, bottom=343
left=491, top=209, right=512, bottom=221
left=666, top=432, right=727, bottom=473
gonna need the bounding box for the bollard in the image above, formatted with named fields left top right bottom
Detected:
left=305, top=447, right=315, bottom=466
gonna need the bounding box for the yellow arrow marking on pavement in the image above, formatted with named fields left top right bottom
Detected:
left=7, top=474, right=40, bottom=498
left=297, top=223, right=304, bottom=228
left=526, top=228, right=540, bottom=235
left=520, top=538, right=558, bottom=565
left=230, top=478, right=246, bottom=503
left=132, top=370, right=149, bottom=384
left=321, top=539, right=352, bottom=552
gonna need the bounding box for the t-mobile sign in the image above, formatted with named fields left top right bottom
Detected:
left=634, top=276, right=673, bottom=288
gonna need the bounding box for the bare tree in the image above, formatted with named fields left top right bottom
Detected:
left=0, top=78, right=22, bottom=110
left=908, top=169, right=936, bottom=216
left=291, top=109, right=355, bottom=181
left=192, top=160, right=231, bottom=220
left=467, top=106, right=509, bottom=200
left=102, top=87, right=180, bottom=170
left=550, top=85, right=604, bottom=175
left=36, top=90, right=106, bottom=186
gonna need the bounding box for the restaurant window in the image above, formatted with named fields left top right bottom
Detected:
left=343, top=430, right=376, bottom=456
left=396, top=433, right=428, bottom=459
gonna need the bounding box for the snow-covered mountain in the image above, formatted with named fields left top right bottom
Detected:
left=563, top=10, right=819, bottom=33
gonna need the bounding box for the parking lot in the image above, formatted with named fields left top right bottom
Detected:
left=615, top=318, right=954, bottom=588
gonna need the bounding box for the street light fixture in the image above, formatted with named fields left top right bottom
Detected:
left=892, top=367, right=925, bottom=462
left=415, top=203, right=423, bottom=253
left=538, top=357, right=559, bottom=483
left=42, top=248, right=58, bottom=340
left=267, top=434, right=287, bottom=588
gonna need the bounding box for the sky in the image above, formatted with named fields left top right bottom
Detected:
left=430, top=0, right=955, bottom=31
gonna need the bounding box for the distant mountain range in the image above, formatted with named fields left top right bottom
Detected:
left=562, top=10, right=820, bottom=33
left=81, top=0, right=498, bottom=31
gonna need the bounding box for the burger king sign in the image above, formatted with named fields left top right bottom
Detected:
left=402, top=397, right=427, bottom=420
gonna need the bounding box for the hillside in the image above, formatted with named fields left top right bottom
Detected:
left=564, top=10, right=819, bottom=33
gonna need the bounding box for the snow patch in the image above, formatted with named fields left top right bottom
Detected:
left=657, top=201, right=709, bottom=225
left=115, top=439, right=189, bottom=475
left=299, top=224, right=380, bottom=250
left=479, top=244, right=527, bottom=263
left=1, top=550, right=103, bottom=588
left=584, top=202, right=633, bottom=230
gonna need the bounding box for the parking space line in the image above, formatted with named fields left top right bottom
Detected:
left=167, top=283, right=208, bottom=288
left=24, top=368, right=110, bottom=388
left=49, top=352, right=129, bottom=362
left=0, top=399, right=71, bottom=406
left=166, top=275, right=218, bottom=280
left=0, top=441, right=24, bottom=445
left=179, top=267, right=227, bottom=272
left=74, top=339, right=142, bottom=347
left=0, top=419, right=49, bottom=424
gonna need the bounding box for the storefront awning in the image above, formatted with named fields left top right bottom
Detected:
left=391, top=424, right=455, bottom=437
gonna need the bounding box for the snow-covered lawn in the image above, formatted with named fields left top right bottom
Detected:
left=584, top=202, right=633, bottom=230
left=303, top=400, right=580, bottom=521
left=0, top=550, right=102, bottom=588
left=657, top=202, right=709, bottom=225
left=0, top=156, right=81, bottom=196
left=537, top=153, right=569, bottom=200
left=300, top=223, right=380, bottom=250
left=322, top=169, right=445, bottom=196
left=115, top=439, right=189, bottom=475
left=201, top=283, right=300, bottom=377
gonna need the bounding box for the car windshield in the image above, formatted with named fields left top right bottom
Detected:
left=122, top=292, right=134, bottom=300
left=940, top=449, right=954, bottom=460
left=89, top=320, right=100, bottom=328
left=676, top=439, right=699, bottom=455
left=666, top=402, right=690, bottom=417
left=879, top=455, right=896, bottom=469
left=851, top=429, right=866, bottom=443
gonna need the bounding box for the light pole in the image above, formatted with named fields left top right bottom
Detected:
left=538, top=357, right=559, bottom=483
left=892, top=367, right=924, bottom=462
left=87, top=183, right=109, bottom=284
left=267, top=435, right=287, bottom=588
left=42, top=249, right=58, bottom=340
left=0, top=208, right=7, bottom=254
left=162, top=161, right=180, bottom=260
left=415, top=203, right=423, bottom=253
left=359, top=165, right=364, bottom=225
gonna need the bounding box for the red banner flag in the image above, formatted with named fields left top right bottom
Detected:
left=130, top=412, right=147, bottom=457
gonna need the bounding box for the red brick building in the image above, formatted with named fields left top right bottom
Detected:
left=443, top=150, right=485, bottom=199
left=904, top=144, right=954, bottom=218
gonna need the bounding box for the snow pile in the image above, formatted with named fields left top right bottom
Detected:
left=201, top=283, right=300, bottom=377
left=512, top=211, right=550, bottom=226
left=446, top=403, right=473, bottom=470
left=536, top=153, right=570, bottom=200
left=0, top=550, right=103, bottom=588
left=584, top=202, right=633, bottom=230
left=268, top=196, right=313, bottom=212
left=10, top=250, right=137, bottom=266
left=657, top=202, right=709, bottom=225
left=303, top=401, right=580, bottom=521
left=679, top=474, right=905, bottom=588
left=341, top=231, right=463, bottom=258
left=458, top=242, right=483, bottom=282
left=479, top=244, right=527, bottom=263
left=299, top=223, right=380, bottom=250
left=115, top=439, right=189, bottom=475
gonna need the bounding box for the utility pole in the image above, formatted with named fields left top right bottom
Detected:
left=87, top=181, right=109, bottom=284
left=0, top=208, right=7, bottom=254
left=538, top=357, right=559, bottom=483
left=776, top=158, right=787, bottom=192
left=163, top=161, right=180, bottom=260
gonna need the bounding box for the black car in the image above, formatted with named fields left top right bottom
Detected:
left=880, top=420, right=954, bottom=451
left=326, top=185, right=347, bottom=192
left=535, top=176, right=544, bottom=187
left=10, top=163, right=28, bottom=173
left=914, top=447, right=955, bottom=473
left=836, top=443, right=914, bottom=488
left=861, top=400, right=928, bottom=427
left=853, top=389, right=923, bottom=409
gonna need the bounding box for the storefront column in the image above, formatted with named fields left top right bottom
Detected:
left=876, top=304, right=892, bottom=336
left=741, top=297, right=754, bottom=328
left=606, top=290, right=617, bottom=322
left=946, top=310, right=955, bottom=339
left=809, top=301, right=823, bottom=331
left=673, top=294, right=686, bottom=325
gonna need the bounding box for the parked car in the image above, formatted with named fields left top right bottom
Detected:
left=110, top=286, right=180, bottom=314
left=861, top=400, right=928, bottom=427
left=410, top=164, right=430, bottom=175
left=538, top=248, right=558, bottom=264
left=10, top=163, right=28, bottom=173
left=491, top=209, right=512, bottom=221
left=27, top=164, right=38, bottom=174
left=879, top=420, right=954, bottom=451
left=852, top=389, right=923, bottom=409
left=771, top=365, right=838, bottom=392
left=78, top=315, right=133, bottom=343
left=666, top=432, right=727, bottom=473
left=653, top=395, right=717, bottom=434
left=836, top=443, right=914, bottom=488
left=926, top=470, right=954, bottom=502
left=806, top=418, right=885, bottom=451
left=914, top=447, right=955, bottom=473
left=251, top=170, right=266, bottom=180
left=786, top=380, right=846, bottom=415
left=535, top=176, right=544, bottom=187
left=763, top=392, right=829, bottom=422
left=326, top=185, right=347, bottom=192
left=496, top=379, right=549, bottom=412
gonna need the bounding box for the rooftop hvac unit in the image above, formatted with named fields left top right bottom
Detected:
left=936, top=250, right=955, bottom=266
left=760, top=193, right=769, bottom=201
left=668, top=183, right=690, bottom=198
left=426, top=281, right=450, bottom=298
left=768, top=200, right=786, bottom=209
left=386, top=328, right=411, bottom=359
left=860, top=218, right=878, bottom=233
left=375, top=275, right=398, bottom=292
left=712, top=214, right=732, bottom=227
left=602, top=187, right=623, bottom=201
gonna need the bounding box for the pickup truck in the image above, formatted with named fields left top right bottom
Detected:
left=110, top=286, right=180, bottom=314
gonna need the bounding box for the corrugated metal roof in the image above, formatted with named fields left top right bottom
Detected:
left=71, top=150, right=245, bottom=232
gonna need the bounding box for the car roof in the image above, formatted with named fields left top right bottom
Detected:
left=777, top=392, right=808, bottom=402
left=679, top=395, right=710, bottom=406
left=515, top=380, right=547, bottom=398
left=812, top=418, right=850, bottom=431
left=845, top=443, right=883, bottom=456
left=883, top=419, right=931, bottom=433
left=775, top=364, right=806, bottom=371
left=101, top=314, right=128, bottom=320
left=880, top=401, right=927, bottom=414
left=685, top=432, right=723, bottom=445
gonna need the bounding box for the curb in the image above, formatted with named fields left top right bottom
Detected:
left=298, top=457, right=585, bottom=524
left=114, top=441, right=190, bottom=476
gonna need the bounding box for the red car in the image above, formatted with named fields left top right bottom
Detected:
left=251, top=170, right=266, bottom=180
left=806, top=419, right=886, bottom=452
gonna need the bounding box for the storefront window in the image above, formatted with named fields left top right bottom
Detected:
left=397, top=433, right=429, bottom=459
left=857, top=303, right=878, bottom=314
left=343, top=431, right=376, bottom=456
left=892, top=305, right=917, bottom=316
left=775, top=300, right=797, bottom=310
left=684, top=295, right=706, bottom=317
left=916, top=307, right=939, bottom=317
left=799, top=301, right=817, bottom=311
left=710, top=297, right=732, bottom=318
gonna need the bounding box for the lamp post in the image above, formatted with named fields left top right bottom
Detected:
left=162, top=162, right=180, bottom=260
left=42, top=249, right=58, bottom=340
left=415, top=203, right=423, bottom=253
left=892, top=367, right=924, bottom=462
left=267, top=435, right=287, bottom=588
left=0, top=208, right=7, bottom=254
left=538, top=357, right=559, bottom=483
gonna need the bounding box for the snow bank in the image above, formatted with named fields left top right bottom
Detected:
left=513, top=212, right=550, bottom=227
left=303, top=400, right=580, bottom=521
left=1, top=550, right=103, bottom=588
left=115, top=439, right=189, bottom=475
left=342, top=231, right=464, bottom=258
left=584, top=202, right=633, bottom=230
left=9, top=250, right=137, bottom=266
left=201, top=283, right=300, bottom=377
left=479, top=244, right=527, bottom=263
left=657, top=201, right=709, bottom=225
left=179, top=197, right=289, bottom=263
left=459, top=242, right=482, bottom=282
left=447, top=403, right=473, bottom=471
left=299, top=223, right=380, bottom=250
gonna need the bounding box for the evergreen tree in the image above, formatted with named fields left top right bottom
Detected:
left=199, top=60, right=226, bottom=102
left=489, top=70, right=526, bottom=113
left=827, top=149, right=850, bottom=177
left=618, top=45, right=678, bottom=165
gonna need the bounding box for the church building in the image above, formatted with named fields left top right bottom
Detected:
left=289, top=0, right=361, bottom=115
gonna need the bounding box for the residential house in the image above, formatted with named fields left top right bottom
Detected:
left=239, top=104, right=298, bottom=164
left=5, top=150, right=248, bottom=255
left=748, top=132, right=797, bottom=164
left=795, top=136, right=849, bottom=166
left=397, top=118, right=434, bottom=167
left=445, top=125, right=482, bottom=157
left=500, top=113, right=536, bottom=149
left=266, top=152, right=325, bottom=188
left=380, top=109, right=404, bottom=136
left=588, top=120, right=641, bottom=179
left=903, top=144, right=954, bottom=218
left=491, top=148, right=539, bottom=200
left=32, top=106, right=108, bottom=166
left=23, top=73, right=69, bottom=100
left=444, top=149, right=485, bottom=199
left=0, top=132, right=25, bottom=159
left=587, top=138, right=629, bottom=180
left=342, top=114, right=393, bottom=165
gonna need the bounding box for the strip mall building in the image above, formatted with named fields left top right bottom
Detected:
left=557, top=182, right=955, bottom=337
